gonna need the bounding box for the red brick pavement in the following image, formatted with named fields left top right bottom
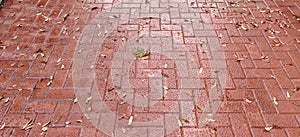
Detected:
left=0, top=0, right=299, bottom=136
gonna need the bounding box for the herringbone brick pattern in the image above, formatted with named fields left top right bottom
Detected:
left=0, top=0, right=299, bottom=136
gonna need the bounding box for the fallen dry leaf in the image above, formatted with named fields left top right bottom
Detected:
left=177, top=119, right=183, bottom=127
left=4, top=97, right=9, bottom=103
left=294, top=87, right=300, bottom=92
left=185, top=91, right=193, bottom=97
left=24, top=125, right=34, bottom=130
left=164, top=64, right=168, bottom=68
left=63, top=13, right=69, bottom=21
left=85, top=96, right=92, bottom=103
left=205, top=118, right=216, bottom=122
left=182, top=118, right=190, bottom=123
left=65, top=121, right=71, bottom=125
left=265, top=126, right=272, bottom=132
left=163, top=86, right=169, bottom=96
left=91, top=7, right=98, bottom=11
left=199, top=68, right=203, bottom=74
left=286, top=92, right=291, bottom=99
left=128, top=116, right=133, bottom=126
left=243, top=98, right=252, bottom=103
left=197, top=105, right=205, bottom=111
left=41, top=127, right=47, bottom=132
left=271, top=75, right=276, bottom=79
left=47, top=81, right=52, bottom=86
left=22, top=120, right=32, bottom=130
left=42, top=121, right=51, bottom=127
left=274, top=43, right=281, bottom=47
left=241, top=25, right=248, bottom=31
left=74, top=98, right=78, bottom=103
left=0, top=123, right=5, bottom=130
left=12, top=36, right=18, bottom=39
left=76, top=120, right=83, bottom=123
left=273, top=97, right=278, bottom=106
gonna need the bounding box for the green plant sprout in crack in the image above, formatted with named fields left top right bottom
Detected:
left=132, top=47, right=150, bottom=58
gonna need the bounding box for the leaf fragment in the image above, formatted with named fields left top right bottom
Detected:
left=205, top=118, right=216, bottom=122
left=0, top=123, right=5, bottom=130
left=241, top=25, right=248, bottom=31
left=294, top=87, right=300, bottom=92
left=109, top=15, right=118, bottom=19
left=177, top=119, right=183, bottom=127
left=47, top=81, right=52, bottom=86
left=243, top=98, right=252, bottom=103
left=85, top=96, right=92, bottom=103
left=73, top=98, right=78, bottom=103
left=197, top=105, right=205, bottom=111
left=273, top=97, right=278, bottom=106
left=199, top=68, right=203, bottom=74
left=12, top=36, right=18, bottom=39
left=128, top=116, right=133, bottom=126
left=63, top=13, right=69, bottom=21
left=4, top=97, right=9, bottom=103
left=76, top=120, right=83, bottom=123
left=265, top=126, right=272, bottom=132
left=182, top=118, right=190, bottom=123
left=185, top=91, right=193, bottom=97
left=271, top=75, right=276, bottom=79
left=65, top=121, right=71, bottom=125
left=132, top=48, right=150, bottom=58
left=42, top=127, right=48, bottom=132
left=286, top=92, right=291, bottom=99
left=22, top=120, right=32, bottom=130
left=163, top=86, right=168, bottom=96
left=91, top=7, right=98, bottom=11
left=42, top=121, right=51, bottom=127
left=274, top=43, right=281, bottom=47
